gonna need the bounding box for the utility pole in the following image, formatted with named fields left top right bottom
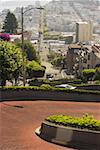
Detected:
left=21, top=7, right=26, bottom=86
left=21, top=6, right=44, bottom=86
left=38, top=7, right=44, bottom=52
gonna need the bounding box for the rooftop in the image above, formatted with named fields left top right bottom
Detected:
left=68, top=44, right=82, bottom=49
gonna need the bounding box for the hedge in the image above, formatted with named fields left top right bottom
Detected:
left=46, top=113, right=100, bottom=131
left=0, top=85, right=100, bottom=95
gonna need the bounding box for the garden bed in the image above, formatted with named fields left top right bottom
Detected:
left=36, top=114, right=100, bottom=149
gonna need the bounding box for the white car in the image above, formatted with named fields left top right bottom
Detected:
left=55, top=84, right=76, bottom=89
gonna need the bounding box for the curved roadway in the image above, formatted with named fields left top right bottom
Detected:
left=0, top=101, right=100, bottom=150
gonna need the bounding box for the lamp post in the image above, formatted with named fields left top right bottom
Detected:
left=21, top=6, right=44, bottom=86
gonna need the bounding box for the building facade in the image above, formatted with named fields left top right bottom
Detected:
left=66, top=44, right=100, bottom=76
left=76, top=22, right=93, bottom=43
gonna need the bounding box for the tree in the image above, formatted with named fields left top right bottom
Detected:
left=2, top=11, right=18, bottom=34
left=0, top=41, right=22, bottom=86
left=16, top=41, right=39, bottom=62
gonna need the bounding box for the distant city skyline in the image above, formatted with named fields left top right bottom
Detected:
left=0, top=0, right=52, bottom=12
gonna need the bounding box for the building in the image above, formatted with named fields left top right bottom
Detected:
left=66, top=44, right=84, bottom=75
left=66, top=44, right=100, bottom=76
left=76, top=22, right=93, bottom=43
left=90, top=44, right=100, bottom=68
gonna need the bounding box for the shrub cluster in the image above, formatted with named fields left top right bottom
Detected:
left=0, top=86, right=100, bottom=95
left=46, top=113, right=100, bottom=131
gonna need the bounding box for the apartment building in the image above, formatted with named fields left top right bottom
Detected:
left=66, top=44, right=100, bottom=76
left=76, top=22, right=93, bottom=43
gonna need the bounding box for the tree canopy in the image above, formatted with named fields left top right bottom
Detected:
left=16, top=41, right=39, bottom=62
left=2, top=11, right=18, bottom=34
left=0, top=41, right=22, bottom=86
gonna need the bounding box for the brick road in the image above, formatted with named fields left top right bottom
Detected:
left=0, top=101, right=100, bottom=150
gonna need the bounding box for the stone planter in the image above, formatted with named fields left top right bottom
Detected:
left=35, top=121, right=100, bottom=149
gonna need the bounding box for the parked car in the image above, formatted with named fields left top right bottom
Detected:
left=55, top=84, right=76, bottom=89
left=46, top=73, right=54, bottom=80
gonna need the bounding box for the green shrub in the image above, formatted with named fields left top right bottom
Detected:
left=16, top=40, right=39, bottom=62
left=82, top=69, right=96, bottom=82
left=26, top=60, right=45, bottom=78
left=40, top=84, right=53, bottom=90
left=93, top=67, right=100, bottom=81
left=46, top=113, right=100, bottom=131
left=0, top=86, right=100, bottom=95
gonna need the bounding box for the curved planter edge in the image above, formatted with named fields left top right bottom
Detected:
left=35, top=121, right=100, bottom=149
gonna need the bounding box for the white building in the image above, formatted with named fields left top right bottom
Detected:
left=76, top=22, right=93, bottom=43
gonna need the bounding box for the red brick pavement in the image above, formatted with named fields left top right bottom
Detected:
left=0, top=101, right=100, bottom=150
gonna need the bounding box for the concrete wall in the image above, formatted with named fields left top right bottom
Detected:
left=39, top=121, right=100, bottom=149
left=0, top=90, right=100, bottom=102
left=77, top=85, right=100, bottom=91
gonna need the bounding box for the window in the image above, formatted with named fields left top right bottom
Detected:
left=88, top=54, right=90, bottom=60
left=88, top=64, right=90, bottom=69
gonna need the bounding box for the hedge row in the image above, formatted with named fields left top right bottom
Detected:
left=46, top=113, right=100, bottom=131
left=0, top=85, right=100, bottom=95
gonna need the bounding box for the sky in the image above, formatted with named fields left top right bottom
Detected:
left=0, top=0, right=51, bottom=12
left=0, top=0, right=100, bottom=12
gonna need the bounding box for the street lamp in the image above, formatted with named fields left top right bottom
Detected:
left=21, top=6, right=44, bottom=86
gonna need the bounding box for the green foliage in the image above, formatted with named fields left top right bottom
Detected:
left=46, top=113, right=100, bottom=131
left=16, top=41, right=39, bottom=62
left=48, top=51, right=64, bottom=67
left=2, top=11, right=18, bottom=34
left=47, top=51, right=58, bottom=60
left=82, top=69, right=95, bottom=82
left=26, top=60, right=45, bottom=78
left=93, top=67, right=100, bottom=81
left=40, top=84, right=53, bottom=90
left=26, top=60, right=44, bottom=71
left=0, top=85, right=100, bottom=95
left=0, top=41, right=22, bottom=86
left=51, top=57, right=63, bottom=67
left=44, top=34, right=60, bottom=40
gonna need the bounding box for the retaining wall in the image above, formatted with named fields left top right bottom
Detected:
left=38, top=121, right=100, bottom=149
left=77, top=85, right=100, bottom=91
left=0, top=90, right=100, bottom=102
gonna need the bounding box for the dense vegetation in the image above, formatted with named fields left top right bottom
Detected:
left=46, top=113, right=100, bottom=131
left=0, top=41, right=22, bottom=86
left=0, top=40, right=46, bottom=86
left=82, top=68, right=100, bottom=82
left=26, top=60, right=45, bottom=78
left=82, top=69, right=96, bottom=81
left=16, top=41, right=39, bottom=62
left=0, top=85, right=100, bottom=95
left=47, top=51, right=65, bottom=68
